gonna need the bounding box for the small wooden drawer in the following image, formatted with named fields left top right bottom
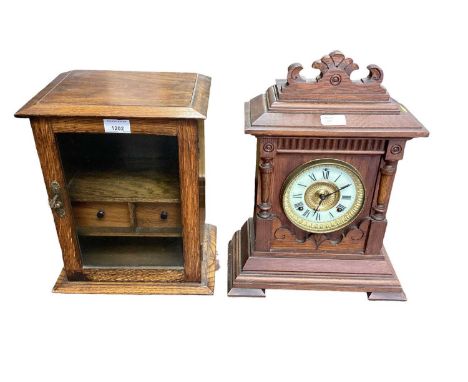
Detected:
left=72, top=202, right=131, bottom=228
left=136, top=203, right=181, bottom=228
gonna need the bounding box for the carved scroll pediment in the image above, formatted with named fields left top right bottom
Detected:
left=278, top=50, right=390, bottom=103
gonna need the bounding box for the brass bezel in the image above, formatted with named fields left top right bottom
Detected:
left=281, top=158, right=366, bottom=233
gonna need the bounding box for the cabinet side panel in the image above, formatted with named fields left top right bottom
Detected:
left=30, top=118, right=83, bottom=279
left=198, top=120, right=206, bottom=223
left=178, top=120, right=201, bottom=281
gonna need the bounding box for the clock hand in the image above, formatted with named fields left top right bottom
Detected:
left=314, top=198, right=324, bottom=214
left=313, top=184, right=350, bottom=214
left=324, top=184, right=351, bottom=199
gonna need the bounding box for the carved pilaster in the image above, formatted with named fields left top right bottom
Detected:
left=256, top=140, right=276, bottom=219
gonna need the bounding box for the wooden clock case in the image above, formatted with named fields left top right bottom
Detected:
left=16, top=70, right=216, bottom=294
left=228, top=51, right=429, bottom=300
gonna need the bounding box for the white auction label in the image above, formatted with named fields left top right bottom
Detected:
left=320, top=114, right=347, bottom=126
left=103, top=119, right=131, bottom=133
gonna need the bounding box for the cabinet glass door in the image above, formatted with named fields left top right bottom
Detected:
left=56, top=133, right=184, bottom=272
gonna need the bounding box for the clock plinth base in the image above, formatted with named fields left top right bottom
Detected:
left=53, top=224, right=217, bottom=295
left=227, top=219, right=406, bottom=300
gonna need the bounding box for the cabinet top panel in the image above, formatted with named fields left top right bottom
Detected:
left=15, top=70, right=211, bottom=119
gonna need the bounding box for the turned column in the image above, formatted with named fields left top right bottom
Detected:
left=366, top=140, right=406, bottom=255
left=371, top=160, right=397, bottom=221
left=257, top=157, right=273, bottom=218
left=254, top=139, right=276, bottom=251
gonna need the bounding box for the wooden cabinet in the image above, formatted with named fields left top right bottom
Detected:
left=16, top=70, right=216, bottom=294
left=227, top=51, right=428, bottom=300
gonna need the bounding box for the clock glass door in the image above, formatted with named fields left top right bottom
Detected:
left=282, top=158, right=365, bottom=233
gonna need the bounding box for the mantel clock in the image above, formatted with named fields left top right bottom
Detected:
left=228, top=51, right=429, bottom=300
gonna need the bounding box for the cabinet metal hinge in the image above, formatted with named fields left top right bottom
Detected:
left=49, top=181, right=66, bottom=218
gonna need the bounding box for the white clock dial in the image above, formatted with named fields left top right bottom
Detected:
left=282, top=159, right=365, bottom=233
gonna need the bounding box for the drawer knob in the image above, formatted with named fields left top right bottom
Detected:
left=160, top=211, right=168, bottom=220
left=96, top=209, right=105, bottom=219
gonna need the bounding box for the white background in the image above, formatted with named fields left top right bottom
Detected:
left=1, top=1, right=467, bottom=381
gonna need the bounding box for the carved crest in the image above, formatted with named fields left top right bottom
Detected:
left=278, top=50, right=390, bottom=103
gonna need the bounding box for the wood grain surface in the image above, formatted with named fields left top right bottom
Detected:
left=51, top=117, right=178, bottom=135
left=31, top=118, right=83, bottom=280
left=178, top=119, right=201, bottom=282
left=53, top=224, right=216, bottom=294
left=15, top=71, right=211, bottom=119
left=135, top=202, right=181, bottom=228
left=228, top=220, right=404, bottom=297
left=72, top=202, right=132, bottom=228
left=68, top=169, right=180, bottom=203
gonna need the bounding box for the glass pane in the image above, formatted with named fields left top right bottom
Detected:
left=57, top=133, right=183, bottom=269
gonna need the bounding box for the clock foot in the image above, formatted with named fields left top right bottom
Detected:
left=367, top=291, right=407, bottom=301
left=228, top=287, right=266, bottom=297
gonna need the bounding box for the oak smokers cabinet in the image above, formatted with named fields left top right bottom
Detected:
left=16, top=70, right=216, bottom=294
left=227, top=51, right=428, bottom=300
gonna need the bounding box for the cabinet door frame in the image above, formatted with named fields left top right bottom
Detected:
left=31, top=118, right=83, bottom=280
left=32, top=117, right=203, bottom=283
left=177, top=119, right=202, bottom=282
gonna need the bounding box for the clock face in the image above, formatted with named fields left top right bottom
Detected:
left=282, top=159, right=365, bottom=233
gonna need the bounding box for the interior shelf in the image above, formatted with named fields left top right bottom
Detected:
left=58, top=133, right=181, bottom=204
left=68, top=168, right=180, bottom=203
left=77, top=227, right=182, bottom=237
left=80, top=236, right=184, bottom=268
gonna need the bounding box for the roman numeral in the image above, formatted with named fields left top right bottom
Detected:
left=315, top=212, right=321, bottom=221
left=334, top=174, right=342, bottom=182
left=309, top=173, right=317, bottom=181
left=329, top=211, right=334, bottom=218
left=322, top=168, right=330, bottom=179
left=294, top=202, right=304, bottom=211
left=298, top=183, right=307, bottom=187
left=293, top=193, right=302, bottom=198
left=303, top=209, right=311, bottom=218
left=342, top=195, right=351, bottom=200
left=336, top=204, right=346, bottom=212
